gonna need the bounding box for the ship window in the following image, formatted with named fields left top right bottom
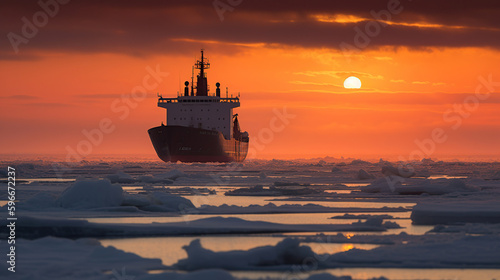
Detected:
left=191, top=117, right=193, bottom=120
left=190, top=109, right=192, bottom=111
left=201, top=109, right=203, bottom=111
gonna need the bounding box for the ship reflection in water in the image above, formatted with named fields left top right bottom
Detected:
left=148, top=50, right=249, bottom=162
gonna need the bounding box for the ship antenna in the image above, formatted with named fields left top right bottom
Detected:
left=191, top=66, right=194, bottom=96
left=200, top=49, right=204, bottom=83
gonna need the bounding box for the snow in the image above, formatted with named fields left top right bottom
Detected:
left=175, top=238, right=316, bottom=270
left=381, top=164, right=415, bottom=178
left=360, top=177, right=480, bottom=195
left=137, top=269, right=236, bottom=280
left=411, top=200, right=500, bottom=225
left=141, top=192, right=195, bottom=212
left=106, top=171, right=135, bottom=183
left=430, top=223, right=500, bottom=234
left=225, top=185, right=321, bottom=196
left=330, top=214, right=396, bottom=220
left=137, top=169, right=187, bottom=184
left=19, top=192, right=58, bottom=210
left=350, top=159, right=372, bottom=165
left=136, top=269, right=384, bottom=280
left=351, top=217, right=402, bottom=229
left=3, top=215, right=398, bottom=239
left=57, top=179, right=123, bottom=209
left=357, top=169, right=375, bottom=180
left=173, top=235, right=500, bottom=270
left=0, top=237, right=163, bottom=279
left=331, top=167, right=343, bottom=172
left=197, top=203, right=410, bottom=215
left=327, top=235, right=500, bottom=268
left=3, top=158, right=500, bottom=279
left=14, top=179, right=197, bottom=213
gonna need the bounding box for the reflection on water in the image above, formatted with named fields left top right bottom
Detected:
left=100, top=234, right=500, bottom=280
left=99, top=236, right=379, bottom=266
left=233, top=268, right=500, bottom=280
left=428, top=175, right=468, bottom=179
left=85, top=211, right=431, bottom=236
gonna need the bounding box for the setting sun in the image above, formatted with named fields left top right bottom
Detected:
left=344, top=76, right=362, bottom=89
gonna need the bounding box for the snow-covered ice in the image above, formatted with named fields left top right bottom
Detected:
left=57, top=179, right=123, bottom=209
left=0, top=237, right=163, bottom=279
left=2, top=158, right=500, bottom=279
left=2, top=215, right=399, bottom=239
left=411, top=199, right=500, bottom=225
left=174, top=235, right=500, bottom=270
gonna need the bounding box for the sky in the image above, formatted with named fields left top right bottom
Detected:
left=1, top=0, right=500, bottom=160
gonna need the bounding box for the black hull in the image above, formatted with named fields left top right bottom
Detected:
left=148, top=125, right=249, bottom=163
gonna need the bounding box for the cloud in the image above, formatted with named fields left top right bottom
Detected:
left=289, top=81, right=345, bottom=88
left=1, top=0, right=500, bottom=60
left=295, top=71, right=383, bottom=79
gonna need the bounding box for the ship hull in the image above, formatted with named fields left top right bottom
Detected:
left=148, top=125, right=249, bottom=163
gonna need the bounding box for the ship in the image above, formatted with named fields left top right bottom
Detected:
left=148, top=50, right=249, bottom=162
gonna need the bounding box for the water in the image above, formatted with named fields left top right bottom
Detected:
left=100, top=235, right=380, bottom=266
left=10, top=161, right=500, bottom=280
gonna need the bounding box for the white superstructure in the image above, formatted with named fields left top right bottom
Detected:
left=158, top=96, right=240, bottom=140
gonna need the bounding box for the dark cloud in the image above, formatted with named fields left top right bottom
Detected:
left=1, top=0, right=500, bottom=60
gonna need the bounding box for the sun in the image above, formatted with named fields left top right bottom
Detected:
left=344, top=76, right=362, bottom=89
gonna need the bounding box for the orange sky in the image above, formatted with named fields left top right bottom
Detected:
left=1, top=1, right=500, bottom=160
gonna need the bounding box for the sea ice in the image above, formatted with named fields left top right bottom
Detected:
left=57, top=179, right=123, bottom=209
left=357, top=169, right=375, bottom=180
left=361, top=177, right=479, bottom=195
left=106, top=171, right=135, bottom=183
left=175, top=238, right=316, bottom=270
left=173, top=235, right=500, bottom=270
left=411, top=200, right=500, bottom=225
left=0, top=236, right=163, bottom=280
left=2, top=216, right=397, bottom=239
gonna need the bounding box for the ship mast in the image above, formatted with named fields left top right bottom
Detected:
left=195, top=49, right=210, bottom=96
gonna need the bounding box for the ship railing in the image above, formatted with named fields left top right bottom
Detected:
left=157, top=97, right=240, bottom=104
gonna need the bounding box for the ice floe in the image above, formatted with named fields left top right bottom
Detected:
left=57, top=179, right=123, bottom=209
left=411, top=200, right=500, bottom=225
left=173, top=235, right=500, bottom=270
left=0, top=236, right=163, bottom=279
left=1, top=216, right=399, bottom=239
